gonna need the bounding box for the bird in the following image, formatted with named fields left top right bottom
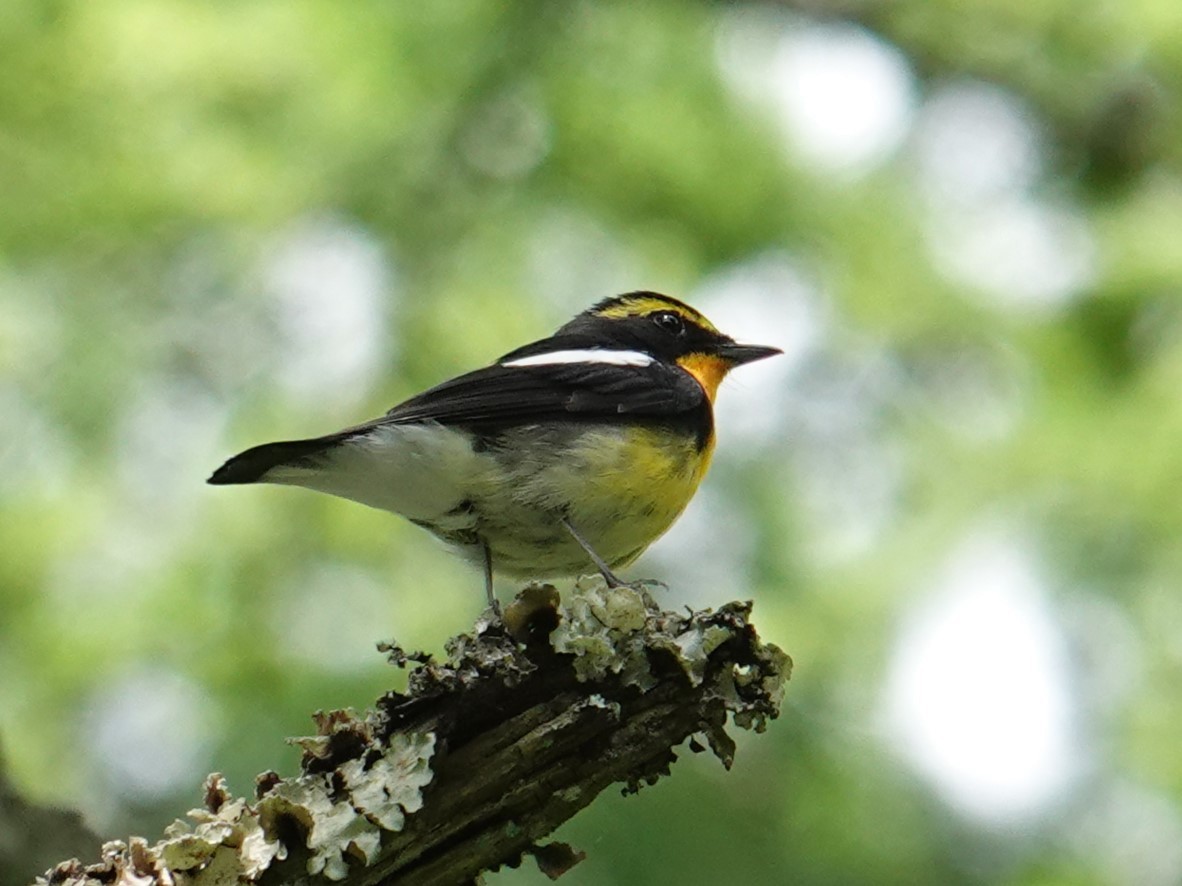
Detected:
left=208, top=291, right=780, bottom=608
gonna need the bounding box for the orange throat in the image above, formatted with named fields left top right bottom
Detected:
left=677, top=352, right=731, bottom=402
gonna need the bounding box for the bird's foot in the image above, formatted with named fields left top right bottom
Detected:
left=588, top=572, right=666, bottom=611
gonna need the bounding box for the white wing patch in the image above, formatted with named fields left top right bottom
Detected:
left=502, top=349, right=654, bottom=368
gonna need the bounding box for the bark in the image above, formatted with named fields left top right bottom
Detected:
left=37, top=580, right=790, bottom=886
left=0, top=757, right=99, bottom=886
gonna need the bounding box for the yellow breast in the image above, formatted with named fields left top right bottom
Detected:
left=556, top=425, right=714, bottom=568
left=471, top=422, right=716, bottom=578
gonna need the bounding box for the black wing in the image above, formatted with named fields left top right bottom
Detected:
left=380, top=359, right=706, bottom=431
left=208, top=357, right=707, bottom=485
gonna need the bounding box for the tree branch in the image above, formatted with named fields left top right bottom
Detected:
left=37, top=580, right=790, bottom=886
left=0, top=753, right=99, bottom=886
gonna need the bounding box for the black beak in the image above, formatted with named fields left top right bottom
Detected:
left=715, top=342, right=783, bottom=366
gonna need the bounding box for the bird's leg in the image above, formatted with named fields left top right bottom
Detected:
left=481, top=538, right=501, bottom=617
left=560, top=517, right=627, bottom=588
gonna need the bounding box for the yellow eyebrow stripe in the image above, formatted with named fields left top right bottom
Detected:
left=593, top=296, right=718, bottom=332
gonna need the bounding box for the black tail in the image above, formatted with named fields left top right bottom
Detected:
left=207, top=436, right=343, bottom=485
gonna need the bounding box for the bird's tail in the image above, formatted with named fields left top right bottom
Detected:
left=207, top=435, right=347, bottom=485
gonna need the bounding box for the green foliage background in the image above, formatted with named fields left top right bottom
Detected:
left=2, top=1, right=1181, bottom=883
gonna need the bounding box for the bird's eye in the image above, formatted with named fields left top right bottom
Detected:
left=652, top=311, right=685, bottom=336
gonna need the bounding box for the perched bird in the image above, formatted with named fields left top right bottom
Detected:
left=209, top=292, right=780, bottom=606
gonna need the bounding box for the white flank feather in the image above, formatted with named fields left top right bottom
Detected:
left=264, top=422, right=485, bottom=521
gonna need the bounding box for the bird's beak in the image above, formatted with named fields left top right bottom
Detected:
left=715, top=342, right=783, bottom=366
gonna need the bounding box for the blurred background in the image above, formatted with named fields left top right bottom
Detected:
left=2, top=0, right=1181, bottom=883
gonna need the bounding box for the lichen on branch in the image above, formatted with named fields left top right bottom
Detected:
left=39, top=577, right=790, bottom=886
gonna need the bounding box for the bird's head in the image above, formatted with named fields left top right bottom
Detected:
left=557, top=291, right=782, bottom=400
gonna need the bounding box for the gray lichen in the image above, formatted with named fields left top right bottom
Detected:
left=553, top=579, right=790, bottom=715
left=40, top=729, right=436, bottom=886
left=551, top=578, right=657, bottom=688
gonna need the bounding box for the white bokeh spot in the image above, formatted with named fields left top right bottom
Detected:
left=927, top=198, right=1097, bottom=311
left=717, top=13, right=917, bottom=177
left=914, top=81, right=1045, bottom=207
left=85, top=669, right=219, bottom=800
left=913, top=81, right=1098, bottom=312
left=883, top=530, right=1081, bottom=825
left=261, top=215, right=395, bottom=409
